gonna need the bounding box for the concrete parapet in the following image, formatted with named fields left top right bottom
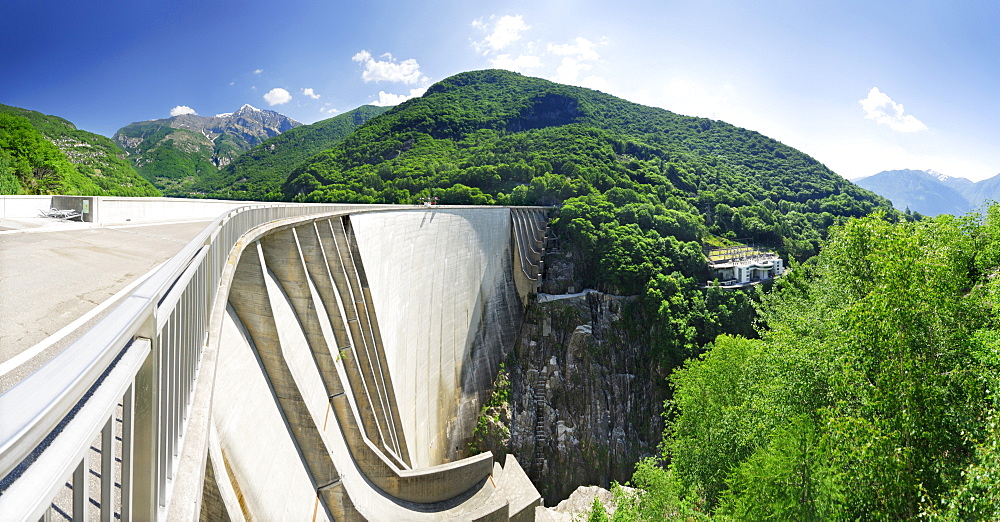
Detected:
left=0, top=195, right=55, bottom=218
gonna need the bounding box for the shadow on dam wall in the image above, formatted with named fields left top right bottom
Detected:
left=203, top=207, right=546, bottom=520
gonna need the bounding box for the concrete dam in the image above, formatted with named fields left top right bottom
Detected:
left=0, top=200, right=547, bottom=520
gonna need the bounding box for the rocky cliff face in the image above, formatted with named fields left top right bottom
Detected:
left=474, top=248, right=667, bottom=505
left=113, top=105, right=301, bottom=195
left=170, top=104, right=300, bottom=153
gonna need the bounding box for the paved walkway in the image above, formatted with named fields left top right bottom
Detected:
left=0, top=217, right=211, bottom=390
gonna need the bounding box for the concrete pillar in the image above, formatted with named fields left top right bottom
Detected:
left=259, top=227, right=344, bottom=399
left=227, top=241, right=340, bottom=518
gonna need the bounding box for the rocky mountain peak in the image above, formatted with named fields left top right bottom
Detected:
left=113, top=105, right=303, bottom=192
left=236, top=104, right=261, bottom=114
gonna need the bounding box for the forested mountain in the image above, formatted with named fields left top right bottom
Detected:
left=113, top=104, right=301, bottom=196
left=286, top=69, right=892, bottom=261
left=271, top=71, right=935, bottom=513
left=0, top=104, right=160, bottom=196
left=856, top=168, right=1000, bottom=216
left=191, top=104, right=389, bottom=200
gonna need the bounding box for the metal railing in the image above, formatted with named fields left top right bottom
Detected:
left=0, top=203, right=393, bottom=520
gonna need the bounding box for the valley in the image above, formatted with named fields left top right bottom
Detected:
left=3, top=68, right=999, bottom=519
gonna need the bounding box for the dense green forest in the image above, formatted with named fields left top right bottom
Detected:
left=0, top=104, right=159, bottom=196
left=599, top=208, right=1000, bottom=520
left=275, top=69, right=899, bottom=405
left=285, top=70, right=891, bottom=261
left=192, top=104, right=389, bottom=199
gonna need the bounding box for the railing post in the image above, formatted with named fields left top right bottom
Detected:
left=131, top=312, right=160, bottom=521
left=122, top=383, right=135, bottom=521
left=73, top=456, right=87, bottom=522
left=101, top=417, right=113, bottom=522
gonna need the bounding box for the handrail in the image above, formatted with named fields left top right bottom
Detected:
left=0, top=202, right=394, bottom=519
left=0, top=295, right=151, bottom=479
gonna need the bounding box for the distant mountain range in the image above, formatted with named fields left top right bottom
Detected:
left=113, top=104, right=302, bottom=195
left=191, top=105, right=389, bottom=200
left=854, top=169, right=1000, bottom=216
left=0, top=103, right=160, bottom=196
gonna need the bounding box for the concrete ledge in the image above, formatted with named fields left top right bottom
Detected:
left=330, top=378, right=495, bottom=504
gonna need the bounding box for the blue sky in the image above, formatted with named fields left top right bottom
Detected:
left=3, top=0, right=999, bottom=180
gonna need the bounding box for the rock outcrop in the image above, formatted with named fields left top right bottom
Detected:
left=535, top=485, right=633, bottom=521
left=473, top=246, right=667, bottom=505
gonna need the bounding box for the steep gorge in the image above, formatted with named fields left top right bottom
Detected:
left=475, top=242, right=669, bottom=505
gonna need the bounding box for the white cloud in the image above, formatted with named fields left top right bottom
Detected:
left=472, top=15, right=530, bottom=54
left=302, top=87, right=321, bottom=99
left=319, top=104, right=339, bottom=115
left=859, top=87, right=927, bottom=132
left=491, top=54, right=543, bottom=72
left=352, top=50, right=425, bottom=84
left=548, top=37, right=603, bottom=61
left=486, top=15, right=529, bottom=51
left=253, top=69, right=263, bottom=74
left=371, top=87, right=429, bottom=107
left=170, top=105, right=196, bottom=117
left=579, top=75, right=610, bottom=92
left=806, top=136, right=997, bottom=182
left=470, top=16, right=612, bottom=91
left=553, top=57, right=592, bottom=84
left=263, top=87, right=292, bottom=106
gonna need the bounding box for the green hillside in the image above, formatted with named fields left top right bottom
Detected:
left=0, top=104, right=160, bottom=196
left=285, top=69, right=892, bottom=261
left=194, top=104, right=389, bottom=200
left=113, top=120, right=219, bottom=194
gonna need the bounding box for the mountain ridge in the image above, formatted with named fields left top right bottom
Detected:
left=113, top=106, right=302, bottom=195
left=190, top=104, right=390, bottom=200
left=855, top=168, right=1000, bottom=216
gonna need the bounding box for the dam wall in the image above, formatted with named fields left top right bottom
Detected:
left=205, top=208, right=541, bottom=520
left=352, top=209, right=523, bottom=468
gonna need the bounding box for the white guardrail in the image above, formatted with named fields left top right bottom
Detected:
left=0, top=203, right=393, bottom=521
